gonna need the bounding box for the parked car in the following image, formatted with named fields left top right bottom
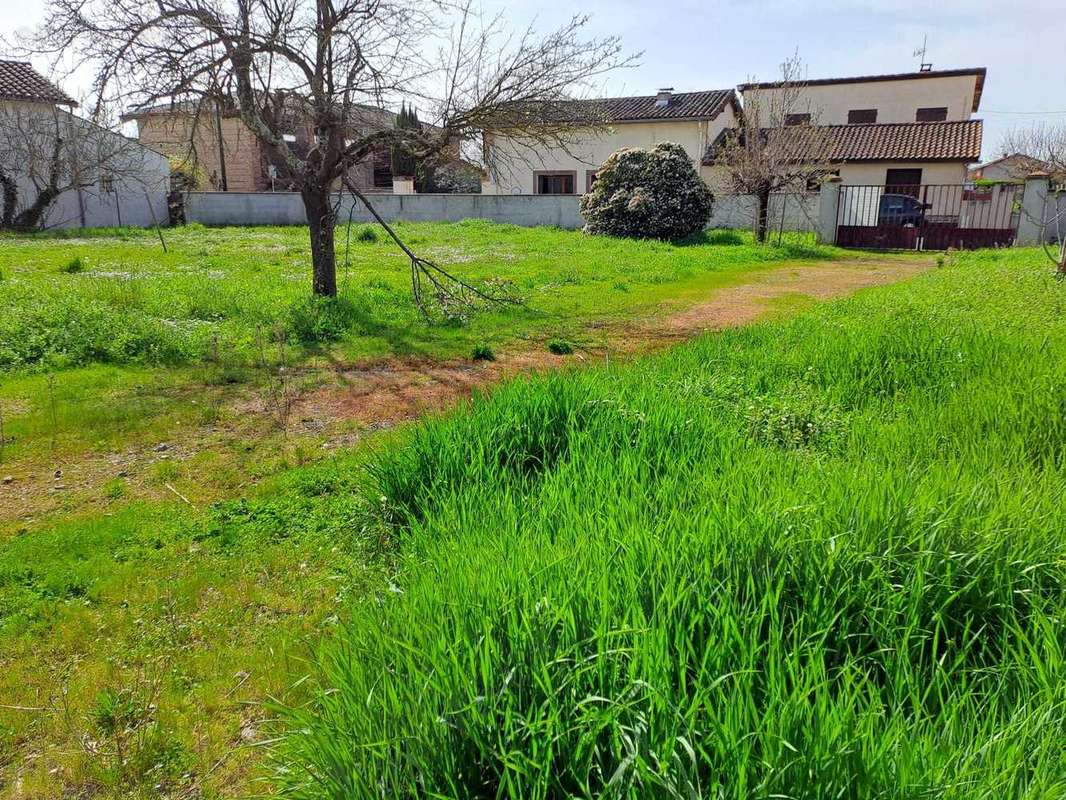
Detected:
left=878, top=193, right=932, bottom=226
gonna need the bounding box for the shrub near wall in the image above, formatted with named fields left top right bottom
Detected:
left=581, top=142, right=713, bottom=240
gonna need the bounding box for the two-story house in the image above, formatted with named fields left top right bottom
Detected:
left=483, top=67, right=986, bottom=199
left=712, top=67, right=986, bottom=190
left=481, top=88, right=740, bottom=195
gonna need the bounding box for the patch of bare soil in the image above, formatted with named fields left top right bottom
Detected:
left=0, top=258, right=930, bottom=526
left=296, top=257, right=931, bottom=427
left=657, top=258, right=931, bottom=336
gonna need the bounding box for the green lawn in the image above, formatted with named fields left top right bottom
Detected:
left=5, top=227, right=1058, bottom=798
left=2, top=222, right=880, bottom=798
left=0, top=222, right=848, bottom=474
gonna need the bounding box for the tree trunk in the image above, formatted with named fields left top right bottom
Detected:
left=302, top=185, right=338, bottom=297
left=755, top=186, right=771, bottom=243
left=0, top=173, right=16, bottom=228
left=11, top=187, right=60, bottom=231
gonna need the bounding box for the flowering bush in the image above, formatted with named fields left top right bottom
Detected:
left=580, top=142, right=713, bottom=239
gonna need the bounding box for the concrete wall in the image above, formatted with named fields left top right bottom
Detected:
left=485, top=108, right=736, bottom=195
left=185, top=188, right=818, bottom=233
left=708, top=193, right=819, bottom=232
left=186, top=191, right=586, bottom=229
left=740, top=73, right=979, bottom=125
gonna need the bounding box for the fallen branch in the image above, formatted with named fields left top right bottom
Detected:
left=343, top=180, right=523, bottom=323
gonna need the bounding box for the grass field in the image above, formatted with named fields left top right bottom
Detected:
left=0, top=222, right=843, bottom=478
left=2, top=226, right=1062, bottom=798
left=271, top=246, right=1066, bottom=798
left=1, top=222, right=874, bottom=798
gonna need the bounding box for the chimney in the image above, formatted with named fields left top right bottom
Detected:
left=655, top=87, right=674, bottom=108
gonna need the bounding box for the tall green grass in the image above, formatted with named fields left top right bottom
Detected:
left=274, top=249, right=1066, bottom=798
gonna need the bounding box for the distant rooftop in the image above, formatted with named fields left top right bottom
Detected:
left=0, top=59, right=77, bottom=106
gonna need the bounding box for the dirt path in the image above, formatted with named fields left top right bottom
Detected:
left=0, top=257, right=930, bottom=526
left=296, top=257, right=930, bottom=426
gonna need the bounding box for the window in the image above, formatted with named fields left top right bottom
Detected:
left=585, top=170, right=598, bottom=193
left=535, top=171, right=576, bottom=195
left=915, top=107, right=948, bottom=122
left=784, top=113, right=811, bottom=126
left=847, top=109, right=877, bottom=124
left=99, top=175, right=115, bottom=193
left=372, top=165, right=393, bottom=188
left=885, top=168, right=923, bottom=197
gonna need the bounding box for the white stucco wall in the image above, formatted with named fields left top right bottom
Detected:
left=486, top=106, right=736, bottom=195
left=2, top=102, right=171, bottom=229
left=741, top=74, right=979, bottom=125
left=836, top=161, right=969, bottom=186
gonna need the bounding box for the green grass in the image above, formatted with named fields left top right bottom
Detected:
left=0, top=222, right=853, bottom=473
left=269, top=247, right=1066, bottom=799
left=0, top=221, right=841, bottom=373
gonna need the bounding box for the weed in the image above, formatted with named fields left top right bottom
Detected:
left=355, top=226, right=378, bottom=243
left=61, top=256, right=84, bottom=274
left=471, top=343, right=495, bottom=361
left=547, top=338, right=573, bottom=355
left=288, top=295, right=358, bottom=344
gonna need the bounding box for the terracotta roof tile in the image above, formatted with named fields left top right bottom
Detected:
left=0, top=60, right=77, bottom=106
left=702, top=120, right=983, bottom=165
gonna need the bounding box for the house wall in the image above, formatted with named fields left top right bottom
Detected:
left=486, top=106, right=736, bottom=195
left=37, top=150, right=171, bottom=229
left=741, top=74, right=979, bottom=124
left=836, top=161, right=968, bottom=186
left=970, top=157, right=1033, bottom=182
left=133, top=113, right=266, bottom=191
left=1, top=100, right=170, bottom=228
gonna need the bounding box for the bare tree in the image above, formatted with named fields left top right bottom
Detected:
left=1000, top=124, right=1066, bottom=275
left=0, top=103, right=152, bottom=230
left=29, top=0, right=631, bottom=302
left=713, top=53, right=832, bottom=243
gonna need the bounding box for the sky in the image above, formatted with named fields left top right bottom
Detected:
left=2, top=0, right=1064, bottom=160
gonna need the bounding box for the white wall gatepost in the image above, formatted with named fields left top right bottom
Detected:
left=392, top=177, right=416, bottom=195
left=1016, top=172, right=1050, bottom=246
left=817, top=176, right=843, bottom=245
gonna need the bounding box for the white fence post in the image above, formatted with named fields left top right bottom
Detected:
left=1016, top=172, right=1050, bottom=246
left=817, top=177, right=842, bottom=245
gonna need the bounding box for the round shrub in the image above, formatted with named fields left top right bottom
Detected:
left=580, top=142, right=713, bottom=240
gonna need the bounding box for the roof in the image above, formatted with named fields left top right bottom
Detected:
left=552, top=89, right=736, bottom=123
left=972, top=152, right=1050, bottom=172
left=0, top=59, right=77, bottom=106
left=702, top=119, right=984, bottom=165
left=123, top=97, right=397, bottom=125
left=738, top=68, right=987, bottom=113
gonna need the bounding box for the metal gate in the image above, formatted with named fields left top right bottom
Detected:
left=836, top=183, right=1023, bottom=250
